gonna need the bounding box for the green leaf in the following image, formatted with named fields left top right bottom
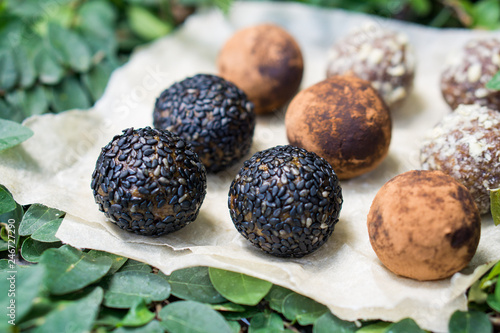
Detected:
left=24, top=85, right=50, bottom=116
left=0, top=49, right=18, bottom=92
left=313, top=312, right=357, bottom=333
left=16, top=265, right=46, bottom=321
left=386, top=318, right=425, bottom=333
left=265, top=285, right=295, bottom=313
left=127, top=5, right=173, bottom=41
left=220, top=306, right=260, bottom=321
left=0, top=119, right=34, bottom=152
left=249, top=312, right=284, bottom=333
left=490, top=188, right=500, bottom=225
left=82, top=60, right=114, bottom=101
left=87, top=250, right=128, bottom=275
left=102, top=271, right=170, bottom=308
left=487, top=71, right=500, bottom=91
left=159, top=300, right=233, bottom=333
left=120, top=299, right=155, bottom=327
left=94, top=307, right=127, bottom=327
left=409, top=0, right=431, bottom=15
left=0, top=98, right=24, bottom=122
left=282, top=292, right=328, bottom=326
left=448, top=310, right=492, bottom=333
left=168, top=267, right=226, bottom=304
left=32, top=287, right=103, bottom=333
left=15, top=45, right=36, bottom=88
left=0, top=185, right=15, bottom=214
left=468, top=280, right=487, bottom=304
left=19, top=203, right=64, bottom=236
left=34, top=47, right=65, bottom=85
left=31, top=218, right=62, bottom=242
left=118, top=259, right=152, bottom=273
left=77, top=0, right=117, bottom=41
left=473, top=0, right=500, bottom=29
left=209, top=268, right=272, bottom=306
left=39, top=245, right=112, bottom=295
left=47, top=23, right=92, bottom=72
left=228, top=320, right=241, bottom=333
left=114, top=320, right=163, bottom=333
left=50, top=76, right=91, bottom=112
left=356, top=322, right=392, bottom=333
left=0, top=203, right=23, bottom=251
left=480, top=261, right=500, bottom=288
left=210, top=302, right=246, bottom=312
left=20, top=237, right=62, bottom=263
left=0, top=259, right=8, bottom=269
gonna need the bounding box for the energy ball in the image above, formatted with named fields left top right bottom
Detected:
left=153, top=74, right=255, bottom=173
left=441, top=38, right=500, bottom=110
left=368, top=170, right=481, bottom=281
left=228, top=145, right=343, bottom=258
left=420, top=104, right=500, bottom=214
left=91, top=127, right=207, bottom=236
left=217, top=24, right=304, bottom=114
left=285, top=75, right=392, bottom=180
left=326, top=23, right=415, bottom=108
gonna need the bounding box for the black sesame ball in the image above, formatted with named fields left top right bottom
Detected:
left=228, top=145, right=343, bottom=258
left=153, top=74, right=256, bottom=173
left=91, top=127, right=207, bottom=236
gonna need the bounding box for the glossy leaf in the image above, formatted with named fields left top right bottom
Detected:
left=87, top=250, right=128, bottom=275
left=24, top=85, right=50, bottom=116
left=34, top=47, right=64, bottom=85
left=78, top=0, right=117, bottom=40
left=102, top=271, right=170, bottom=308
left=120, top=299, right=155, bottom=327
left=20, top=237, right=62, bottom=263
left=227, top=321, right=241, bottom=333
left=313, top=312, right=357, bottom=333
left=473, top=0, right=500, bottom=29
left=16, top=265, right=46, bottom=321
left=114, top=320, right=163, bottom=333
left=209, top=268, right=272, bottom=306
left=159, top=300, right=233, bottom=333
left=118, top=259, right=152, bottom=273
left=168, top=266, right=226, bottom=304
left=127, top=6, right=173, bottom=41
left=386, top=318, right=425, bottom=333
left=30, top=218, right=62, bottom=243
left=356, top=322, right=392, bottom=333
left=448, top=310, right=492, bottom=333
left=0, top=49, right=18, bottom=92
left=48, top=23, right=92, bottom=72
left=94, top=307, right=127, bottom=327
left=0, top=119, right=34, bottom=152
left=282, top=292, right=328, bottom=325
left=249, top=312, right=284, bottom=333
left=19, top=203, right=64, bottom=236
left=40, top=245, right=112, bottom=295
left=0, top=185, right=15, bottom=214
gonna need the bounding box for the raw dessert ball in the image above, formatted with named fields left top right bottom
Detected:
left=420, top=104, right=500, bottom=214
left=217, top=24, right=304, bottom=114
left=228, top=145, right=343, bottom=258
left=441, top=38, right=500, bottom=110
left=91, top=127, right=207, bottom=236
left=326, top=23, right=415, bottom=108
left=285, top=75, right=392, bottom=180
left=153, top=74, right=255, bottom=173
left=368, top=170, right=481, bottom=281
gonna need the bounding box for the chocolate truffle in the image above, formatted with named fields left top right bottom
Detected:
left=441, top=38, right=500, bottom=110
left=326, top=23, right=415, bottom=108
left=420, top=104, right=500, bottom=214
left=285, top=75, right=392, bottom=180
left=153, top=74, right=255, bottom=173
left=367, top=170, right=481, bottom=281
left=228, top=145, right=343, bottom=258
left=217, top=24, right=304, bottom=114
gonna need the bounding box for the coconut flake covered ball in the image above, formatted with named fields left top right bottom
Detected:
left=228, top=145, right=343, bottom=258
left=420, top=104, right=500, bottom=214
left=91, top=127, right=207, bottom=236
left=441, top=38, right=500, bottom=110
left=326, top=23, right=415, bottom=108
left=368, top=170, right=481, bottom=281
left=153, top=74, right=255, bottom=173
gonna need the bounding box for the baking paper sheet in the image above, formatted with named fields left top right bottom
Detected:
left=2, top=2, right=500, bottom=331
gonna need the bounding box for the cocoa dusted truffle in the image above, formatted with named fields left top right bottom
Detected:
left=367, top=170, right=481, bottom=281
left=217, top=24, right=304, bottom=114
left=228, top=145, right=343, bottom=258
left=441, top=38, right=500, bottom=110
left=326, top=23, right=415, bottom=108
left=285, top=75, right=392, bottom=180
left=153, top=74, right=255, bottom=173
left=91, top=127, right=207, bottom=236
left=420, top=104, right=500, bottom=214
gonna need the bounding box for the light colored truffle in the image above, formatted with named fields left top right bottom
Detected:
left=285, top=75, right=392, bottom=180
left=420, top=104, right=500, bottom=214
left=367, top=170, right=481, bottom=281
left=217, top=24, right=304, bottom=114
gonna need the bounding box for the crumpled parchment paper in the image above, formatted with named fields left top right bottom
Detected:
left=2, top=2, right=500, bottom=331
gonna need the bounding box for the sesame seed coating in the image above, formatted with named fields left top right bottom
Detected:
left=153, top=74, right=256, bottom=173
left=228, top=145, right=343, bottom=258
left=91, top=127, right=207, bottom=236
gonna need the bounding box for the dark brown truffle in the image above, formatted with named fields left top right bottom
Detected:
left=217, top=23, right=304, bottom=114
left=367, top=170, right=481, bottom=281
left=285, top=75, right=392, bottom=180
left=441, top=38, right=500, bottom=110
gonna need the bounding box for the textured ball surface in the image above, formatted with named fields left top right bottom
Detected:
left=368, top=170, right=481, bottom=281
left=153, top=74, right=255, bottom=173
left=441, top=38, right=500, bottom=110
left=326, top=23, right=415, bottom=108
left=228, top=145, right=343, bottom=258
left=91, top=127, right=207, bottom=236
left=285, top=75, right=392, bottom=180
left=217, top=24, right=304, bottom=114
left=420, top=104, right=500, bottom=214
